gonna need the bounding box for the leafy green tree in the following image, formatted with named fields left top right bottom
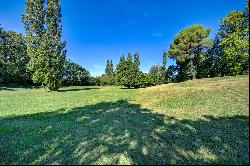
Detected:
left=105, top=59, right=114, bottom=76
left=149, top=64, right=163, bottom=84
left=90, top=76, right=101, bottom=86
left=99, top=74, right=115, bottom=86
left=63, top=60, right=91, bottom=85
left=0, top=29, right=31, bottom=84
left=217, top=10, right=249, bottom=75
left=168, top=24, right=212, bottom=81
left=22, top=0, right=66, bottom=91
left=115, top=52, right=154, bottom=88
left=134, top=72, right=156, bottom=88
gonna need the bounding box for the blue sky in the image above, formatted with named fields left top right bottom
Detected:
left=0, top=0, right=246, bottom=76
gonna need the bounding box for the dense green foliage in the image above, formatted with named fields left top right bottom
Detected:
left=105, top=59, right=114, bottom=76
left=197, top=3, right=249, bottom=78
left=149, top=64, right=163, bottom=84
left=63, top=60, right=91, bottom=85
left=115, top=52, right=155, bottom=88
left=217, top=10, right=249, bottom=75
left=0, top=29, right=31, bottom=84
left=22, top=0, right=66, bottom=91
left=168, top=24, right=212, bottom=81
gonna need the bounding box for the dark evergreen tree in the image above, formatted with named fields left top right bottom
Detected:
left=105, top=59, right=114, bottom=76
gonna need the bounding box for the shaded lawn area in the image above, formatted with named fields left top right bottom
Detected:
left=0, top=100, right=249, bottom=165
left=0, top=75, right=249, bottom=165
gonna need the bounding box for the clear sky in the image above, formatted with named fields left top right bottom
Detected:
left=0, top=0, right=246, bottom=76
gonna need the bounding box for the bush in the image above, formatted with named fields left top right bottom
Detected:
left=100, top=75, right=116, bottom=86
left=134, top=72, right=156, bottom=88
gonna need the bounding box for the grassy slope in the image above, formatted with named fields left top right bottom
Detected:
left=0, top=75, right=249, bottom=164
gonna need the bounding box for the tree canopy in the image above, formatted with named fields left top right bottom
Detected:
left=168, top=24, right=212, bottom=81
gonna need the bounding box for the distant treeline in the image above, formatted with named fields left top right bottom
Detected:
left=0, top=0, right=249, bottom=90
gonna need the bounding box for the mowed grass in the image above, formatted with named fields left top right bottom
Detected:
left=0, top=75, right=249, bottom=165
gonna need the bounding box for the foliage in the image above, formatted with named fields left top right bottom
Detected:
left=166, top=65, right=179, bottom=82
left=168, top=24, right=212, bottom=81
left=22, top=0, right=66, bottom=91
left=0, top=29, right=32, bottom=84
left=149, top=65, right=163, bottom=84
left=105, top=59, right=114, bottom=76
left=135, top=72, right=156, bottom=88
left=115, top=54, right=126, bottom=86
left=217, top=10, right=249, bottom=76
left=115, top=52, right=153, bottom=88
left=99, top=74, right=116, bottom=86
left=63, top=60, right=91, bottom=86
left=149, top=50, right=168, bottom=84
left=89, top=76, right=101, bottom=86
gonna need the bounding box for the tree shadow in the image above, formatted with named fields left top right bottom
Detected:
left=0, top=85, right=40, bottom=91
left=58, top=87, right=100, bottom=92
left=0, top=86, right=15, bottom=91
left=0, top=100, right=248, bottom=165
left=120, top=87, right=140, bottom=89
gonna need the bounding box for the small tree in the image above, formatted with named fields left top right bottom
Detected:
left=63, top=60, right=91, bottom=85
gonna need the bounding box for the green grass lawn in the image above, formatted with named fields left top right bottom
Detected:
left=0, top=75, right=249, bottom=165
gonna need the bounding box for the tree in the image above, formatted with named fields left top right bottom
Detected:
left=149, top=64, right=163, bottom=84
left=134, top=72, right=156, bottom=88
left=63, top=60, right=91, bottom=85
left=122, top=52, right=136, bottom=88
left=22, top=0, right=66, bottom=91
left=134, top=51, right=140, bottom=72
left=217, top=10, right=249, bottom=75
left=161, top=50, right=168, bottom=82
left=168, top=24, right=212, bottom=81
left=0, top=29, right=31, bottom=84
left=105, top=59, right=114, bottom=76
left=115, top=52, right=154, bottom=88
left=115, top=54, right=126, bottom=86
left=162, top=50, right=167, bottom=70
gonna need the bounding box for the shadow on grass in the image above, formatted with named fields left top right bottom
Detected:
left=58, top=87, right=100, bottom=92
left=0, top=86, right=15, bottom=91
left=0, top=85, right=40, bottom=91
left=120, top=87, right=140, bottom=89
left=0, top=100, right=249, bottom=165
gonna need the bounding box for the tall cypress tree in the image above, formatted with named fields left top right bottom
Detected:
left=22, top=0, right=66, bottom=91
left=134, top=51, right=140, bottom=72
left=105, top=59, right=114, bottom=76
left=115, top=54, right=126, bottom=85
left=162, top=50, right=167, bottom=70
